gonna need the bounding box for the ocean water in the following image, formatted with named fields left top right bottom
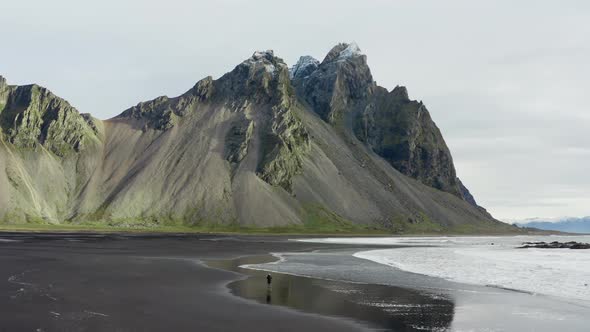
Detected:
left=300, top=235, right=590, bottom=303
left=238, top=235, right=590, bottom=331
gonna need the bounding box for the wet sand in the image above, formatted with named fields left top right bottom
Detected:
left=207, top=255, right=455, bottom=331
left=218, top=248, right=590, bottom=331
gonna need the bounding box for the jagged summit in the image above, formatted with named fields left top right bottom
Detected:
left=336, top=42, right=363, bottom=60
left=211, top=50, right=290, bottom=94
left=289, top=43, right=362, bottom=80
left=390, top=85, right=410, bottom=100
left=238, top=50, right=287, bottom=75
left=0, top=81, right=101, bottom=157
left=0, top=75, right=6, bottom=89
left=323, top=42, right=364, bottom=63
left=115, top=50, right=294, bottom=130
left=289, top=56, right=320, bottom=79
left=251, top=50, right=275, bottom=62
left=291, top=42, right=374, bottom=122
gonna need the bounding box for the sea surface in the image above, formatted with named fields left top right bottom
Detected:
left=232, top=235, right=590, bottom=331
left=301, top=235, right=590, bottom=302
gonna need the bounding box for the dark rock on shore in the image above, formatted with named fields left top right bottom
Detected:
left=518, top=241, right=590, bottom=249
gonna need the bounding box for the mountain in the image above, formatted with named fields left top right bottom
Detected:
left=515, top=217, right=590, bottom=234
left=0, top=44, right=517, bottom=233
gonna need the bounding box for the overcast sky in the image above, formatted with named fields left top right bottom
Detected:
left=1, top=0, right=588, bottom=220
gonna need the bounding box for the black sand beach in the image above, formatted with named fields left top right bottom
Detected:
left=0, top=233, right=380, bottom=332
left=1, top=233, right=589, bottom=332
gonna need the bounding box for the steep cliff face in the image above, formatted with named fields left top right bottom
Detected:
left=0, top=81, right=101, bottom=156
left=292, top=43, right=374, bottom=123
left=292, top=43, right=478, bottom=206
left=212, top=50, right=311, bottom=191
left=354, top=86, right=462, bottom=197
left=0, top=45, right=510, bottom=232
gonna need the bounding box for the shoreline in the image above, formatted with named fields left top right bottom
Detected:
left=206, top=253, right=455, bottom=331
left=219, top=243, right=590, bottom=331
left=320, top=236, right=590, bottom=304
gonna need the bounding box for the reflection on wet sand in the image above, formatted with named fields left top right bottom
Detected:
left=266, top=286, right=271, bottom=304
left=207, top=255, right=455, bottom=331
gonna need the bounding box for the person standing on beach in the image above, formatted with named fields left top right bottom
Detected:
left=266, top=274, right=272, bottom=285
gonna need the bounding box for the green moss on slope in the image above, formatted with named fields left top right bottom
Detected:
left=256, top=65, right=311, bottom=191
left=0, top=84, right=100, bottom=156
left=258, top=104, right=310, bottom=191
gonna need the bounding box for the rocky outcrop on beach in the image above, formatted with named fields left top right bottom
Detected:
left=0, top=44, right=516, bottom=233
left=519, top=241, right=590, bottom=249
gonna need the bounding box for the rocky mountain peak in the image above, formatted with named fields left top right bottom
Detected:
left=291, top=42, right=374, bottom=122
left=0, top=82, right=101, bottom=156
left=0, top=75, right=6, bottom=90
left=251, top=50, right=275, bottom=61
left=239, top=49, right=287, bottom=75
left=390, top=85, right=410, bottom=101
left=115, top=51, right=295, bottom=132
left=213, top=50, right=292, bottom=107
left=289, top=56, right=320, bottom=79
left=189, top=76, right=214, bottom=101
left=323, top=42, right=363, bottom=63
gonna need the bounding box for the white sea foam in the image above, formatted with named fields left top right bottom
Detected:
left=299, top=236, right=590, bottom=302
left=0, top=238, right=21, bottom=243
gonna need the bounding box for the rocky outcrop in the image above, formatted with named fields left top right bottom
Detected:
left=116, top=77, right=216, bottom=131
left=0, top=81, right=100, bottom=156
left=458, top=178, right=478, bottom=206
left=519, top=241, right=590, bottom=249
left=256, top=102, right=310, bottom=191
left=290, top=56, right=320, bottom=80
left=354, top=86, right=462, bottom=197
left=293, top=43, right=374, bottom=123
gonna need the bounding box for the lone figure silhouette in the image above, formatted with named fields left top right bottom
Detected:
left=266, top=274, right=272, bottom=285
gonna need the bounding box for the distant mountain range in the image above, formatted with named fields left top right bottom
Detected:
left=515, top=217, right=590, bottom=234
left=0, top=43, right=517, bottom=233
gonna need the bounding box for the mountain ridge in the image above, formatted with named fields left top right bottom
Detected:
left=514, top=216, right=590, bottom=234
left=0, top=44, right=516, bottom=233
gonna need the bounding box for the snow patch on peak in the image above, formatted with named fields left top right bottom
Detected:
left=243, top=50, right=281, bottom=74
left=289, top=55, right=320, bottom=79
left=338, top=42, right=362, bottom=60
left=263, top=63, right=276, bottom=74
left=252, top=50, right=275, bottom=61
